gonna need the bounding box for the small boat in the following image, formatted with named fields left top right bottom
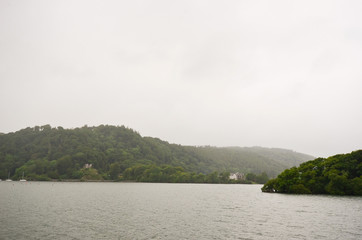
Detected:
left=6, top=172, right=12, bottom=182
left=20, top=172, right=27, bottom=182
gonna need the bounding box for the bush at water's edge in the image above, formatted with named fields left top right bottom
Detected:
left=261, top=150, right=362, bottom=196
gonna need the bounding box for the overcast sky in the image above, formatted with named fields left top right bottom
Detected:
left=1, top=0, right=361, bottom=158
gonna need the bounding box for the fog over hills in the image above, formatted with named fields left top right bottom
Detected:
left=1, top=1, right=361, bottom=158
left=0, top=125, right=313, bottom=179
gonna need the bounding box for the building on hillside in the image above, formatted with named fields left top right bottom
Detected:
left=229, top=172, right=244, bottom=180
left=84, top=163, right=93, bottom=169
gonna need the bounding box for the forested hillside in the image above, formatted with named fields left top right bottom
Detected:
left=262, top=150, right=362, bottom=195
left=0, top=125, right=313, bottom=181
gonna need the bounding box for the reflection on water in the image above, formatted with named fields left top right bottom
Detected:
left=0, top=182, right=361, bottom=239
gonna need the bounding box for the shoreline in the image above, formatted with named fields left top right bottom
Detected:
left=1, top=179, right=260, bottom=184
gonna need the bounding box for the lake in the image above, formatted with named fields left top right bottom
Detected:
left=0, top=182, right=361, bottom=240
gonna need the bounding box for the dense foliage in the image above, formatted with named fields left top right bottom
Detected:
left=261, top=150, right=362, bottom=195
left=0, top=125, right=312, bottom=181
left=121, top=164, right=269, bottom=184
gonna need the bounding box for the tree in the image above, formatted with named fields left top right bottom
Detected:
left=206, top=171, right=219, bottom=183
left=80, top=168, right=102, bottom=181
left=255, top=172, right=269, bottom=184
left=246, top=173, right=257, bottom=182
left=57, top=155, right=72, bottom=176
left=262, top=150, right=362, bottom=195
left=219, top=171, right=230, bottom=183
left=109, top=162, right=121, bottom=180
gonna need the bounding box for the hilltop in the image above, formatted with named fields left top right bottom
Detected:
left=262, top=150, right=362, bottom=195
left=0, top=125, right=313, bottom=181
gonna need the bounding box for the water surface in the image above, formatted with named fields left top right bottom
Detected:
left=0, top=182, right=361, bottom=239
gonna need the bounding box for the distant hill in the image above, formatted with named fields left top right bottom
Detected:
left=0, top=125, right=313, bottom=180
left=262, top=150, right=362, bottom=195
left=182, top=146, right=313, bottom=177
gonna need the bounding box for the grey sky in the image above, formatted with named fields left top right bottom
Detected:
left=1, top=0, right=361, bottom=158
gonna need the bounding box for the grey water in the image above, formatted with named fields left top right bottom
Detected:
left=0, top=182, right=361, bottom=240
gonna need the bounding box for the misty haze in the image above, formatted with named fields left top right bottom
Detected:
left=0, top=0, right=361, bottom=239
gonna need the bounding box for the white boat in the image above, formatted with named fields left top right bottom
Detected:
left=6, top=172, right=12, bottom=182
left=20, top=172, right=27, bottom=182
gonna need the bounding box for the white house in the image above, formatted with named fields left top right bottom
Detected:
left=84, top=163, right=93, bottom=169
left=229, top=172, right=244, bottom=180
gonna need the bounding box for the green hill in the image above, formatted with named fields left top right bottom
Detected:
left=0, top=125, right=313, bottom=181
left=262, top=150, right=362, bottom=195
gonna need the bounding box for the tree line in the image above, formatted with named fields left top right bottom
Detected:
left=261, top=150, right=362, bottom=195
left=121, top=164, right=269, bottom=184
left=0, top=124, right=298, bottom=182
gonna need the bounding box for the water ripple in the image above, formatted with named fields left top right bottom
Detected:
left=1, top=182, right=361, bottom=239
